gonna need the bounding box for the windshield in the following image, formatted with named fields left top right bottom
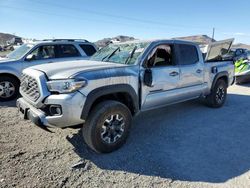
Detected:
left=7, top=43, right=34, bottom=59
left=90, top=42, right=149, bottom=64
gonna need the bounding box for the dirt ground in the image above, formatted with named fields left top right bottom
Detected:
left=1, top=84, right=250, bottom=188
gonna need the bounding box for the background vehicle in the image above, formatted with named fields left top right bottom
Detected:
left=226, top=48, right=250, bottom=84
left=17, top=39, right=234, bottom=153
left=229, top=48, right=250, bottom=61
left=235, top=59, right=250, bottom=84
left=7, top=37, right=23, bottom=46
left=0, top=39, right=97, bottom=101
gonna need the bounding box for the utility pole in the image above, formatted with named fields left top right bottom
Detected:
left=212, top=28, right=215, bottom=41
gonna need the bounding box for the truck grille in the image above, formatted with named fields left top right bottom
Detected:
left=20, top=74, right=40, bottom=102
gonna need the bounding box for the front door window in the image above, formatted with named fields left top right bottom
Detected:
left=29, top=45, right=56, bottom=60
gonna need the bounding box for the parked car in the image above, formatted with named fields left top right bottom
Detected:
left=7, top=37, right=23, bottom=46
left=0, top=39, right=97, bottom=101
left=17, top=39, right=234, bottom=153
left=2, top=44, right=14, bottom=51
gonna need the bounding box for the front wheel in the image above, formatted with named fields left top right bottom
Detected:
left=205, top=79, right=227, bottom=108
left=82, top=100, right=132, bottom=153
left=0, top=76, right=20, bottom=102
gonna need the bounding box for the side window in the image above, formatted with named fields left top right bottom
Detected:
left=57, top=44, right=80, bottom=58
left=146, top=44, right=174, bottom=68
left=29, top=45, right=56, bottom=60
left=80, top=44, right=97, bottom=56
left=177, top=44, right=199, bottom=65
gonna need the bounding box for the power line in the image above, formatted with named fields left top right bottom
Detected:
left=25, top=0, right=211, bottom=31
left=1, top=5, right=211, bottom=33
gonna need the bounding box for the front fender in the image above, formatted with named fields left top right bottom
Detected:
left=80, top=84, right=139, bottom=120
left=0, top=67, right=21, bottom=79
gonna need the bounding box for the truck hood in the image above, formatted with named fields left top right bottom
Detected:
left=31, top=60, right=127, bottom=79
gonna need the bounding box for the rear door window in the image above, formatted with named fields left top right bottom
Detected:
left=177, top=44, right=199, bottom=65
left=57, top=44, right=80, bottom=58
left=80, top=44, right=97, bottom=56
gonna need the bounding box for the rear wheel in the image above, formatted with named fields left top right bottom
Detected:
left=82, top=100, right=132, bottom=153
left=205, top=79, right=227, bottom=108
left=0, top=76, right=19, bottom=102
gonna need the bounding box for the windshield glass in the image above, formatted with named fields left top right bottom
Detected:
left=7, top=44, right=34, bottom=59
left=90, top=42, right=149, bottom=64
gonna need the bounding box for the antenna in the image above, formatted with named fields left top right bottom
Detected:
left=212, top=28, right=215, bottom=41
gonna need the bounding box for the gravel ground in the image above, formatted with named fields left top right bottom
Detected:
left=1, top=84, right=250, bottom=188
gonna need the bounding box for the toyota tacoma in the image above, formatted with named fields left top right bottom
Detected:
left=17, top=39, right=235, bottom=153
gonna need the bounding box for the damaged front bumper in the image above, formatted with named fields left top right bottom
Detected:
left=17, top=97, right=52, bottom=132
left=17, top=92, right=86, bottom=130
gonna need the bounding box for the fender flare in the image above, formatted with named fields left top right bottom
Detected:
left=211, top=71, right=229, bottom=90
left=81, top=84, right=139, bottom=120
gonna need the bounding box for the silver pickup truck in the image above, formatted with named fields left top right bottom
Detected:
left=17, top=39, right=235, bottom=153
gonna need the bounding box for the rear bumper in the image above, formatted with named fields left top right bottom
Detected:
left=17, top=92, right=86, bottom=128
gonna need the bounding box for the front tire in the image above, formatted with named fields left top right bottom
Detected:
left=0, top=76, right=20, bottom=102
left=82, top=100, right=132, bottom=153
left=205, top=79, right=227, bottom=108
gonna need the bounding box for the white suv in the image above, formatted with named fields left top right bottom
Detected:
left=0, top=39, right=97, bottom=101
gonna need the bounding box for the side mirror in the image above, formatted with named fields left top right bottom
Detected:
left=25, top=54, right=35, bottom=61
left=143, top=69, right=153, bottom=87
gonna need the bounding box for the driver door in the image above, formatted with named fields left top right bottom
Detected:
left=141, top=43, right=181, bottom=111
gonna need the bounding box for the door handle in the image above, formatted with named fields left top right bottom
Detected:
left=196, top=69, right=202, bottom=74
left=169, top=71, right=179, bottom=76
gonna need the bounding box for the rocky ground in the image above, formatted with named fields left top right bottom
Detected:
left=1, top=84, right=250, bottom=188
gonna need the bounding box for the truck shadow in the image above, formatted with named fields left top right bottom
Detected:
left=67, top=93, right=250, bottom=183
left=235, top=83, right=250, bottom=87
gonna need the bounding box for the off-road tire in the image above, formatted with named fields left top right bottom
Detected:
left=205, top=79, right=227, bottom=108
left=82, top=100, right=132, bottom=153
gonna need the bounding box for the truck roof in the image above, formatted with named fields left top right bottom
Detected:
left=112, top=39, right=199, bottom=46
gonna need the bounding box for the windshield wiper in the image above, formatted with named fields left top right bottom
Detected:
left=102, top=47, right=120, bottom=62
left=125, top=46, right=137, bottom=64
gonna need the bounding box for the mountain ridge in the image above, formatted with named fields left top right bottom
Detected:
left=0, top=32, right=18, bottom=45
left=1, top=32, right=250, bottom=49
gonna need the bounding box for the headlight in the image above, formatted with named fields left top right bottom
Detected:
left=47, top=78, right=87, bottom=93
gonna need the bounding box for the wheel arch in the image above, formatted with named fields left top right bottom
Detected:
left=81, top=84, right=139, bottom=120
left=0, top=73, right=20, bottom=83
left=211, top=71, right=229, bottom=90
